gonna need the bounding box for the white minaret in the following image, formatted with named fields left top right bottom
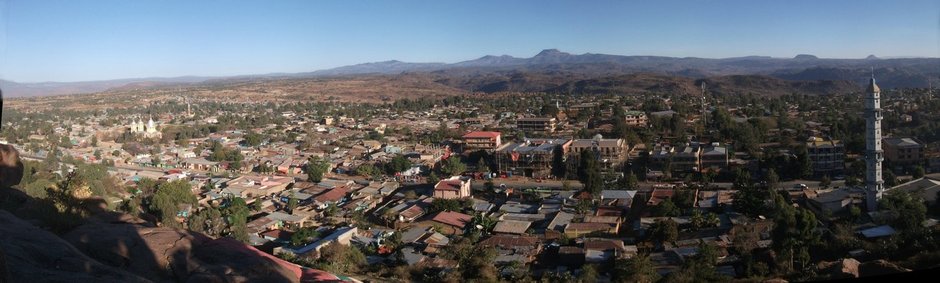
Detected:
left=865, top=74, right=884, bottom=211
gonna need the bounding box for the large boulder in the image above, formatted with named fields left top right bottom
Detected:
left=817, top=258, right=860, bottom=279
left=0, top=144, right=23, bottom=189
left=64, top=222, right=212, bottom=281
left=65, top=220, right=299, bottom=283
left=859, top=259, right=911, bottom=277
left=185, top=237, right=303, bottom=283
left=0, top=210, right=151, bottom=282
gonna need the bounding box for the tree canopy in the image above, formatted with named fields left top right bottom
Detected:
left=577, top=149, right=603, bottom=196
left=306, top=156, right=330, bottom=182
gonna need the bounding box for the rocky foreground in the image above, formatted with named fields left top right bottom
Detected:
left=0, top=185, right=339, bottom=283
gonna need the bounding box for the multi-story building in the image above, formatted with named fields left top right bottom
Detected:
left=700, top=143, right=729, bottom=172
left=806, top=137, right=845, bottom=178
left=883, top=137, right=924, bottom=168
left=517, top=117, right=558, bottom=133
left=671, top=145, right=702, bottom=173
left=567, top=102, right=600, bottom=117
left=433, top=176, right=472, bottom=199
left=461, top=131, right=502, bottom=151
left=568, top=137, right=629, bottom=173
left=495, top=138, right=571, bottom=178
left=649, top=143, right=675, bottom=167
left=648, top=142, right=726, bottom=174
left=623, top=111, right=649, bottom=127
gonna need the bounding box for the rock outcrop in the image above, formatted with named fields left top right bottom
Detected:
left=0, top=210, right=151, bottom=282
left=859, top=259, right=911, bottom=277
left=817, top=258, right=860, bottom=279
left=1, top=145, right=328, bottom=282
left=64, top=221, right=298, bottom=283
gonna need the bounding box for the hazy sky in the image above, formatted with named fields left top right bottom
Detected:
left=1, top=0, right=939, bottom=82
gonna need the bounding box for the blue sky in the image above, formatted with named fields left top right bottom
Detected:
left=1, top=0, right=938, bottom=82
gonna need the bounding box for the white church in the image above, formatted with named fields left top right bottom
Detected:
left=128, top=115, right=162, bottom=139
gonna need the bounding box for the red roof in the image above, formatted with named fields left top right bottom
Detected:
left=648, top=189, right=676, bottom=205
left=315, top=187, right=348, bottom=203
left=431, top=211, right=472, bottom=228
left=434, top=179, right=464, bottom=191
left=595, top=206, right=623, bottom=217
left=462, top=131, right=501, bottom=139
left=260, top=229, right=293, bottom=240
left=400, top=204, right=425, bottom=220
left=584, top=238, right=625, bottom=252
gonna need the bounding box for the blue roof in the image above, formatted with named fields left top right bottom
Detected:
left=859, top=225, right=896, bottom=238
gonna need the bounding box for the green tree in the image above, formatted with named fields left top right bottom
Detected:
left=577, top=149, right=603, bottom=196
left=578, top=264, right=599, bottom=283
left=385, top=155, right=412, bottom=174
left=771, top=192, right=821, bottom=272
left=612, top=253, right=660, bottom=283
left=766, top=168, right=780, bottom=191
left=59, top=135, right=73, bottom=148
left=224, top=197, right=250, bottom=243
left=317, top=242, right=367, bottom=274
left=879, top=191, right=927, bottom=233
left=540, top=104, right=560, bottom=117
left=427, top=172, right=440, bottom=185
left=551, top=145, right=568, bottom=178
left=575, top=198, right=594, bottom=216
left=121, top=198, right=141, bottom=217
left=243, top=132, right=264, bottom=147
left=429, top=198, right=472, bottom=214
left=733, top=169, right=767, bottom=217
left=149, top=180, right=196, bottom=228
left=690, top=210, right=706, bottom=230
left=623, top=172, right=639, bottom=190
left=287, top=191, right=299, bottom=213
left=476, top=157, right=490, bottom=174
left=650, top=218, right=679, bottom=245
left=440, top=156, right=466, bottom=176
left=913, top=166, right=925, bottom=179
left=467, top=212, right=497, bottom=235
left=204, top=207, right=225, bottom=236
left=381, top=208, right=398, bottom=228
left=664, top=241, right=729, bottom=282
left=796, top=145, right=813, bottom=179
left=355, top=163, right=380, bottom=179
left=306, top=156, right=330, bottom=182
left=820, top=175, right=831, bottom=188
left=290, top=227, right=320, bottom=246
left=652, top=198, right=680, bottom=217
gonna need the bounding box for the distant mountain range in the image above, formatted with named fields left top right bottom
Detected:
left=2, top=49, right=939, bottom=98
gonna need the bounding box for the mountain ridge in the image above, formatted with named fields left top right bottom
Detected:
left=2, top=49, right=938, bottom=97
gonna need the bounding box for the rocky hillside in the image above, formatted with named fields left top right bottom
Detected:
left=0, top=185, right=319, bottom=282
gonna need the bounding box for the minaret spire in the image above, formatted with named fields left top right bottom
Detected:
left=865, top=73, right=884, bottom=211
